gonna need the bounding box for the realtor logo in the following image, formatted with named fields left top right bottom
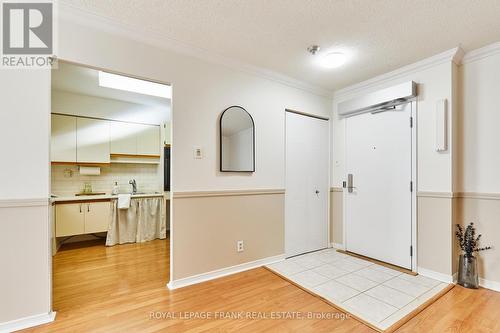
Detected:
left=2, top=2, right=53, bottom=54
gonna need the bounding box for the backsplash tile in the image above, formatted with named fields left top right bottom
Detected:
left=51, top=164, right=162, bottom=196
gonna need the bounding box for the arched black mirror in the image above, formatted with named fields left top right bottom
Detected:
left=220, top=106, right=255, bottom=172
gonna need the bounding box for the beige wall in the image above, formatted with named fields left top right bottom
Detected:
left=0, top=204, right=51, bottom=323
left=455, top=197, right=500, bottom=283
left=172, top=192, right=284, bottom=279
left=417, top=196, right=454, bottom=276
left=329, top=188, right=343, bottom=246
left=455, top=45, right=500, bottom=285
left=0, top=69, right=52, bottom=325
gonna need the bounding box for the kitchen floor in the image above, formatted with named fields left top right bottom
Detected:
left=266, top=249, right=451, bottom=331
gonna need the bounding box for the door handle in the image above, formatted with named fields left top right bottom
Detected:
left=79, top=203, right=82, bottom=213
left=347, top=174, right=355, bottom=193
left=87, top=204, right=90, bottom=212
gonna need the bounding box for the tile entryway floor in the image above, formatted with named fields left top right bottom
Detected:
left=266, top=248, right=450, bottom=331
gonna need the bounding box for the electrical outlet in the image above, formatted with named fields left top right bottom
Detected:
left=237, top=240, right=244, bottom=252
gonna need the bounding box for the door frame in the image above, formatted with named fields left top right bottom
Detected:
left=48, top=58, right=173, bottom=309
left=341, top=101, right=417, bottom=271
left=284, top=109, right=331, bottom=258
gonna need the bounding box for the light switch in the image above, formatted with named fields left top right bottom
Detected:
left=193, top=147, right=203, bottom=159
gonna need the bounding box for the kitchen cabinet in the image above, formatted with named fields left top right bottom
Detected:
left=137, top=124, right=160, bottom=155
left=84, top=202, right=111, bottom=233
left=55, top=201, right=111, bottom=237
left=55, top=203, right=85, bottom=237
left=51, top=114, right=160, bottom=163
left=163, top=121, right=171, bottom=145
left=51, top=114, right=77, bottom=162
left=110, top=121, right=138, bottom=155
left=110, top=122, right=160, bottom=157
left=77, top=118, right=110, bottom=163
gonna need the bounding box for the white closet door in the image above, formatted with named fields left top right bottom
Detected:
left=285, top=112, right=329, bottom=257
left=345, top=103, right=413, bottom=269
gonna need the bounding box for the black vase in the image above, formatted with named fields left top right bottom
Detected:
left=457, top=254, right=479, bottom=289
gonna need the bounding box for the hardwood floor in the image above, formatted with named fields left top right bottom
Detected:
left=23, top=239, right=500, bottom=333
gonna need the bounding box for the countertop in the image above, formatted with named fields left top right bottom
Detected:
left=51, top=192, right=170, bottom=203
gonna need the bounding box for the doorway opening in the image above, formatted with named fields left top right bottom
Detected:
left=49, top=60, right=172, bottom=316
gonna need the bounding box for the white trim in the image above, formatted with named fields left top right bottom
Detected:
left=0, top=312, right=56, bottom=333
left=173, top=189, right=285, bottom=199
left=417, top=267, right=454, bottom=284
left=479, top=278, right=500, bottom=292
left=410, top=102, right=418, bottom=272
left=417, top=191, right=455, bottom=198
left=462, top=41, right=500, bottom=64
left=334, top=47, right=463, bottom=100
left=167, top=254, right=286, bottom=290
left=330, top=242, right=344, bottom=250
left=0, top=198, right=49, bottom=208
left=56, top=2, right=331, bottom=98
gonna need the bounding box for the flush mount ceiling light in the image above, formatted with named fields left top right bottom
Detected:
left=320, top=52, right=347, bottom=69
left=98, top=71, right=171, bottom=99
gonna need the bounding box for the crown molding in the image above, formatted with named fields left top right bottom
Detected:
left=56, top=1, right=332, bottom=98
left=333, top=47, right=463, bottom=100
left=462, top=41, right=500, bottom=64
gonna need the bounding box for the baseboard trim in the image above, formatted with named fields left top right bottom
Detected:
left=167, top=254, right=286, bottom=290
left=330, top=242, right=344, bottom=250
left=479, top=277, right=500, bottom=292
left=0, top=312, right=56, bottom=333
left=417, top=267, right=454, bottom=284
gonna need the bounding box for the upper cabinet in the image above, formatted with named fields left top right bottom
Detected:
left=110, top=122, right=160, bottom=156
left=137, top=124, right=160, bottom=156
left=163, top=121, right=171, bottom=146
left=51, top=114, right=77, bottom=162
left=110, top=122, right=138, bottom=155
left=51, top=114, right=160, bottom=163
left=76, top=118, right=110, bottom=164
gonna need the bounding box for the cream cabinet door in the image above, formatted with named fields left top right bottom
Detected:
left=77, top=118, right=110, bottom=163
left=51, top=114, right=77, bottom=162
left=163, top=122, right=171, bottom=145
left=55, top=203, right=85, bottom=237
left=110, top=122, right=138, bottom=155
left=137, top=124, right=160, bottom=156
left=84, top=201, right=111, bottom=233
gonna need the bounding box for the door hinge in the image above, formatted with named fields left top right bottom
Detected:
left=410, top=181, right=413, bottom=192
left=410, top=245, right=413, bottom=257
left=410, top=116, right=413, bottom=128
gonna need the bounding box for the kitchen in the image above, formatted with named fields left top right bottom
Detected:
left=50, top=61, right=171, bottom=254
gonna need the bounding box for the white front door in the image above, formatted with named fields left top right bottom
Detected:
left=285, top=111, right=329, bottom=257
left=345, top=103, right=414, bottom=269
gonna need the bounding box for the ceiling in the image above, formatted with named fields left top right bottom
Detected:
left=62, top=0, right=500, bottom=91
left=52, top=61, right=170, bottom=108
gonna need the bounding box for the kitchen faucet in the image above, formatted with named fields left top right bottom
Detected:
left=129, top=179, right=137, bottom=194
